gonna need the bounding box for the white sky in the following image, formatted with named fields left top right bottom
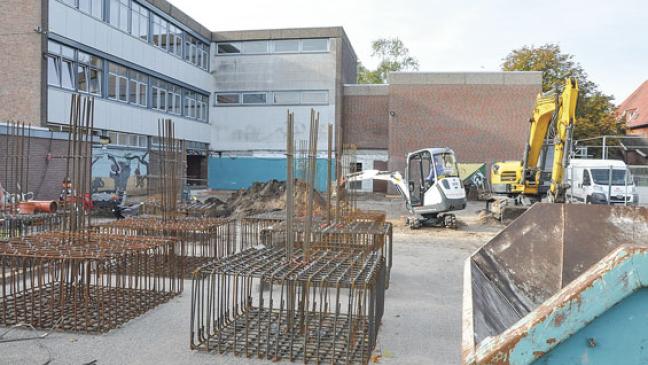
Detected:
left=169, top=0, right=648, bottom=104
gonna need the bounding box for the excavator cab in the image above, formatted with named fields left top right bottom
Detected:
left=343, top=147, right=466, bottom=228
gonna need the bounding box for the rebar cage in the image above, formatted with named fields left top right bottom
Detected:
left=240, top=211, right=289, bottom=249
left=0, top=213, right=64, bottom=239
left=97, top=217, right=237, bottom=276
left=260, top=221, right=393, bottom=286
left=191, top=247, right=385, bottom=364
left=0, top=231, right=181, bottom=333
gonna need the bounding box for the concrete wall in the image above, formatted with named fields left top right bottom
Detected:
left=386, top=72, right=542, bottom=175
left=0, top=0, right=44, bottom=125
left=211, top=105, right=333, bottom=151
left=212, top=41, right=338, bottom=152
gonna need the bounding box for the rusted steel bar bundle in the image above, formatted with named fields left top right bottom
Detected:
left=190, top=247, right=385, bottom=364
left=0, top=231, right=181, bottom=333
left=61, top=94, right=94, bottom=233
left=260, top=221, right=394, bottom=286
left=97, top=217, right=237, bottom=276
left=150, top=119, right=184, bottom=220
left=0, top=213, right=64, bottom=239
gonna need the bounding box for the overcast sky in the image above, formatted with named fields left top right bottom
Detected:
left=169, top=0, right=647, bottom=103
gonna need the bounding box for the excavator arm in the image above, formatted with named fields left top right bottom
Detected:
left=548, top=78, right=578, bottom=201
left=344, top=170, right=415, bottom=214
left=523, top=78, right=578, bottom=198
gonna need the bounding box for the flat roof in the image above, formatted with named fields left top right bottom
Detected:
left=388, top=71, right=542, bottom=86
left=147, top=0, right=211, bottom=39
left=212, top=26, right=357, bottom=59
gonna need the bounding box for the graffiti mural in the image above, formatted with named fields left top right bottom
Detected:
left=92, top=147, right=149, bottom=195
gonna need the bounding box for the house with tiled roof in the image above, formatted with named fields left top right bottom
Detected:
left=618, top=81, right=648, bottom=137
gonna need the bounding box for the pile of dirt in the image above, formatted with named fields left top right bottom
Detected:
left=209, top=180, right=327, bottom=219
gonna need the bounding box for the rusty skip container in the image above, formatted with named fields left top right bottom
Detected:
left=462, top=203, right=648, bottom=365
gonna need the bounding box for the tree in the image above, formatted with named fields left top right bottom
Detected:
left=502, top=44, right=623, bottom=140
left=358, top=38, right=419, bottom=84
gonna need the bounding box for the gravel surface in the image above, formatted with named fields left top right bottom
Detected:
left=0, top=200, right=501, bottom=365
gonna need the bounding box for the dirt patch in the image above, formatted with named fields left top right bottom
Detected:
left=207, top=180, right=327, bottom=219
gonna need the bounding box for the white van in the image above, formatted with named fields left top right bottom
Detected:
left=565, top=159, right=638, bottom=205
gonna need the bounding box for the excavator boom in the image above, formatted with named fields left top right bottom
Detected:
left=345, top=170, right=414, bottom=214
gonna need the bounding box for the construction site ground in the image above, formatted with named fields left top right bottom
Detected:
left=0, top=196, right=501, bottom=365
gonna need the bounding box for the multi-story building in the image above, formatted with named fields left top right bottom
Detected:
left=209, top=27, right=357, bottom=190
left=0, top=1, right=540, bottom=198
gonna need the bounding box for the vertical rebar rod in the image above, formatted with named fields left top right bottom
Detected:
left=303, top=109, right=319, bottom=260
left=327, top=123, right=333, bottom=225
left=286, top=111, right=295, bottom=258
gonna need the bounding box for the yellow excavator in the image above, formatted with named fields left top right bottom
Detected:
left=488, top=78, right=579, bottom=221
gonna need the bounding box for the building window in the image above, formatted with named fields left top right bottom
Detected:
left=169, top=24, right=183, bottom=58
left=152, top=14, right=169, bottom=50
left=273, top=39, right=299, bottom=53
left=58, top=44, right=76, bottom=90
left=108, top=63, right=128, bottom=102
left=216, top=39, right=331, bottom=55
left=217, top=43, right=241, bottom=54
left=198, top=43, right=209, bottom=70
left=301, top=38, right=328, bottom=52
left=185, top=35, right=197, bottom=64
left=216, top=93, right=240, bottom=104
left=273, top=91, right=300, bottom=105
left=109, top=0, right=129, bottom=32
left=47, top=55, right=60, bottom=86
left=77, top=51, right=102, bottom=95
left=151, top=78, right=168, bottom=111
left=242, top=93, right=267, bottom=104
left=184, top=90, right=196, bottom=118
left=241, top=41, right=268, bottom=54
left=301, top=91, right=328, bottom=104
left=196, top=94, right=208, bottom=121
left=130, top=1, right=149, bottom=42
left=167, top=84, right=182, bottom=115
left=128, top=69, right=148, bottom=107
left=77, top=0, right=103, bottom=19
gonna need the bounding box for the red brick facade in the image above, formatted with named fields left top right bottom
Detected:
left=387, top=83, right=540, bottom=173
left=0, top=0, right=44, bottom=125
left=342, top=95, right=389, bottom=149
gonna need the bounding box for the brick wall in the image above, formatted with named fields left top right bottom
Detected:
left=0, top=0, right=44, bottom=125
left=0, top=134, right=70, bottom=200
left=342, top=94, right=389, bottom=149
left=387, top=84, right=540, bottom=174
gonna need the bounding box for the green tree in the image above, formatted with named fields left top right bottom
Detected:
left=358, top=38, right=419, bottom=84
left=502, top=44, right=623, bottom=140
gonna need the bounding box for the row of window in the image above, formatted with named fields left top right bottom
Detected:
left=106, top=130, right=148, bottom=147
left=47, top=40, right=209, bottom=122
left=216, top=39, right=329, bottom=55
left=215, top=91, right=329, bottom=106
left=48, top=42, right=103, bottom=95
left=57, top=0, right=209, bottom=71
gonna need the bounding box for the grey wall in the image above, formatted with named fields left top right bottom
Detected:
left=211, top=38, right=339, bottom=152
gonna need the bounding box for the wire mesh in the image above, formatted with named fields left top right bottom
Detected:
left=190, top=247, right=385, bottom=364
left=97, top=217, right=237, bottom=277
left=0, top=231, right=181, bottom=333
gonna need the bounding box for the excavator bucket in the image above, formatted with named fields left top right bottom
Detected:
left=462, top=203, right=648, bottom=365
